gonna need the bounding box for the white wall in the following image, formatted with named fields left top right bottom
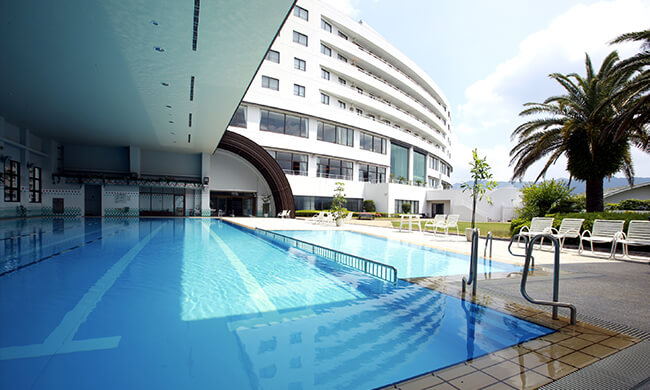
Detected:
left=604, top=185, right=650, bottom=204
left=102, top=185, right=139, bottom=216
left=141, top=150, right=201, bottom=178
left=426, top=186, right=522, bottom=222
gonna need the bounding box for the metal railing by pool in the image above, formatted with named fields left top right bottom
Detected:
left=254, top=228, right=398, bottom=284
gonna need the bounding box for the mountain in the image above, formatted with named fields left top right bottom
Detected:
left=452, top=177, right=650, bottom=195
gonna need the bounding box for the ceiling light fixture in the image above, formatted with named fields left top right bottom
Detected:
left=169, top=120, right=174, bottom=124
left=154, top=46, right=165, bottom=52
left=165, top=105, right=172, bottom=108
left=161, top=82, right=169, bottom=86
left=151, top=20, right=159, bottom=26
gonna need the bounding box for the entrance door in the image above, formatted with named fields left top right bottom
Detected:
left=431, top=203, right=444, bottom=216
left=174, top=194, right=185, bottom=216
left=210, top=191, right=257, bottom=217
left=85, top=185, right=102, bottom=216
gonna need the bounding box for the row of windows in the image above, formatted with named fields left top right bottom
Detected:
left=267, top=150, right=308, bottom=176
left=428, top=155, right=452, bottom=175
left=317, top=122, right=354, bottom=147
left=317, top=157, right=353, bottom=180
left=3, top=161, right=41, bottom=203
left=396, top=199, right=419, bottom=214
left=360, top=132, right=387, bottom=154
left=260, top=109, right=309, bottom=137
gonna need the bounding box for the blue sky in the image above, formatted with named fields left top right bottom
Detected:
left=329, top=0, right=650, bottom=182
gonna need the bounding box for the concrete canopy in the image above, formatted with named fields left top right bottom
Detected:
left=0, top=0, right=295, bottom=153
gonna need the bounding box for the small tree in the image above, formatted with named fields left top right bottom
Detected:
left=460, top=148, right=497, bottom=228
left=363, top=199, right=376, bottom=212
left=517, top=180, right=574, bottom=220
left=401, top=202, right=411, bottom=214
left=330, top=182, right=347, bottom=220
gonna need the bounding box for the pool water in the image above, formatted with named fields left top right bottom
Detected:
left=275, top=230, right=521, bottom=278
left=0, top=218, right=551, bottom=389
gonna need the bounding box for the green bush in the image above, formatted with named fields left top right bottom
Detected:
left=401, top=202, right=411, bottom=214
left=511, top=211, right=649, bottom=237
left=295, top=210, right=320, bottom=217
left=362, top=199, right=376, bottom=212
left=607, top=199, right=650, bottom=211
left=517, top=180, right=575, bottom=220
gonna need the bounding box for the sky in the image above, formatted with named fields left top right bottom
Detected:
left=328, top=0, right=650, bottom=183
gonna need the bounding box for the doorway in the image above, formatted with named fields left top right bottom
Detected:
left=210, top=191, right=256, bottom=217
left=85, top=185, right=102, bottom=216
left=431, top=203, right=444, bottom=217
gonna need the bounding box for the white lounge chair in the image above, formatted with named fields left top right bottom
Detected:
left=424, top=214, right=446, bottom=233
left=518, top=217, right=554, bottom=247
left=437, top=214, right=459, bottom=236
left=310, top=211, right=325, bottom=224
left=321, top=212, right=334, bottom=225
left=343, top=212, right=353, bottom=224
left=549, top=218, right=584, bottom=250
left=579, top=219, right=625, bottom=258
left=613, top=220, right=650, bottom=259
left=277, top=210, right=291, bottom=218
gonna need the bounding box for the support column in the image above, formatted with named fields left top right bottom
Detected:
left=129, top=146, right=140, bottom=176
left=201, top=152, right=211, bottom=216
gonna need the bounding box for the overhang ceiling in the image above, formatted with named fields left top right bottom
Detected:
left=0, top=0, right=294, bottom=153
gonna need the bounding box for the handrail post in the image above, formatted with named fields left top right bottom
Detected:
left=462, top=228, right=480, bottom=296
left=484, top=231, right=493, bottom=259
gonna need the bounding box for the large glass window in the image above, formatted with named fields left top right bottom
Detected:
left=359, top=164, right=386, bottom=183
left=229, top=105, right=247, bottom=128
left=294, top=57, right=306, bottom=71
left=261, top=76, right=279, bottom=90
left=267, top=150, right=308, bottom=176
left=293, top=5, right=308, bottom=20
left=413, top=151, right=426, bottom=185
left=265, top=50, right=279, bottom=63
left=29, top=166, right=42, bottom=203
left=360, top=132, right=387, bottom=154
left=293, top=31, right=308, bottom=46
left=390, top=143, right=409, bottom=181
left=295, top=196, right=362, bottom=212
left=320, top=93, right=330, bottom=105
left=395, top=199, right=419, bottom=214
left=321, top=69, right=330, bottom=80
left=3, top=160, right=20, bottom=202
left=317, top=158, right=353, bottom=180
left=317, top=122, right=353, bottom=147
left=260, top=109, right=308, bottom=137
left=428, top=177, right=440, bottom=188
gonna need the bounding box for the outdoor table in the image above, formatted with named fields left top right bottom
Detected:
left=399, top=214, right=422, bottom=232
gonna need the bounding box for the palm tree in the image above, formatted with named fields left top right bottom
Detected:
left=510, top=51, right=638, bottom=212
left=607, top=29, right=650, bottom=148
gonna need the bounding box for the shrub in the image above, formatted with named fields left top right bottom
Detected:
left=517, top=179, right=574, bottom=220
left=401, top=202, right=411, bottom=214
left=511, top=211, right=649, bottom=237
left=363, top=199, right=376, bottom=212
left=295, top=210, right=320, bottom=217
left=608, top=199, right=650, bottom=211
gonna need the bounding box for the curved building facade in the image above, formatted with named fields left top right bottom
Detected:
left=228, top=0, right=453, bottom=215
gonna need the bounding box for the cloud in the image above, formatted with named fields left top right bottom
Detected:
left=453, top=0, right=650, bottom=182
left=326, top=0, right=362, bottom=19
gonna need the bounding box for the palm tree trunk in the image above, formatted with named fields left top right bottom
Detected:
left=585, top=177, right=604, bottom=212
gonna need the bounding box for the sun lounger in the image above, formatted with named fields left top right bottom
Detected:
left=613, top=220, right=650, bottom=259
left=579, top=219, right=625, bottom=258
left=549, top=218, right=584, bottom=250
left=424, top=215, right=446, bottom=233
left=310, top=211, right=325, bottom=224
left=518, top=217, right=554, bottom=246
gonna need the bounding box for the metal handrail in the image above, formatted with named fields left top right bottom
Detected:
left=254, top=228, right=398, bottom=284
left=484, top=231, right=493, bottom=259
left=521, top=234, right=577, bottom=324
left=462, top=228, right=480, bottom=295
left=508, top=233, right=533, bottom=269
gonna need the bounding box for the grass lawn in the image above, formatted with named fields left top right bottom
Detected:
left=388, top=219, right=511, bottom=238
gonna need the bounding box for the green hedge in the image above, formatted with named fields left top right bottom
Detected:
left=295, top=210, right=392, bottom=218
left=510, top=211, right=649, bottom=237
left=606, top=199, right=650, bottom=211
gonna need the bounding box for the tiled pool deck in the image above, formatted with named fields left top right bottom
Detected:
left=226, top=217, right=650, bottom=390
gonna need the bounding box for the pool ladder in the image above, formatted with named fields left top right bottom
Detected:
left=462, top=228, right=480, bottom=296
left=509, top=233, right=577, bottom=325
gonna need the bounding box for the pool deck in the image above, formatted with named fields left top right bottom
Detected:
left=225, top=217, right=650, bottom=390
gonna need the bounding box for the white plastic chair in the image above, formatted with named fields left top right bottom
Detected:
left=549, top=218, right=584, bottom=250
left=579, top=219, right=625, bottom=258
left=424, top=215, right=446, bottom=234
left=613, top=220, right=650, bottom=259
left=518, top=217, right=554, bottom=247
left=439, top=214, right=459, bottom=236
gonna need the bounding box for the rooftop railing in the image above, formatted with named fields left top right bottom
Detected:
left=254, top=228, right=398, bottom=284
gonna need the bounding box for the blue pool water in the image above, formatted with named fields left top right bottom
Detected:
left=0, top=218, right=551, bottom=389
left=275, top=230, right=521, bottom=278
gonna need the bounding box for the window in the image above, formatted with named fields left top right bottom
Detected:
left=357, top=87, right=363, bottom=94
left=265, top=49, right=280, bottom=63
left=293, top=5, right=308, bottom=20
left=268, top=150, right=308, bottom=176
left=395, top=199, right=419, bottom=214
left=321, top=19, right=332, bottom=32
left=293, top=84, right=305, bottom=97
left=260, top=109, right=308, bottom=137
left=356, top=108, right=363, bottom=116
left=317, top=122, right=354, bottom=147
left=360, top=132, right=387, bottom=154
left=3, top=160, right=20, bottom=202
left=293, top=31, right=308, bottom=46
left=320, top=93, right=329, bottom=105
left=383, top=120, right=391, bottom=126
left=338, top=100, right=346, bottom=109
left=359, top=164, right=386, bottom=183
left=338, top=31, right=348, bottom=40
left=320, top=43, right=331, bottom=57
left=337, top=54, right=347, bottom=63
left=321, top=69, right=330, bottom=80
left=294, top=57, right=306, bottom=71
left=413, top=151, right=426, bottom=185
left=428, top=177, right=440, bottom=188
left=229, top=105, right=247, bottom=128
left=295, top=196, right=363, bottom=212
left=390, top=143, right=409, bottom=181
left=428, top=155, right=439, bottom=171
left=338, top=77, right=346, bottom=86
left=317, top=157, right=352, bottom=180
left=261, top=75, right=279, bottom=90
left=29, top=166, right=41, bottom=203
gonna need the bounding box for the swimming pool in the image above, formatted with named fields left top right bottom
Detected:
left=0, top=218, right=551, bottom=389
left=275, top=230, right=520, bottom=278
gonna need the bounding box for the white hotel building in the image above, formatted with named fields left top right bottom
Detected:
left=228, top=0, right=454, bottom=215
